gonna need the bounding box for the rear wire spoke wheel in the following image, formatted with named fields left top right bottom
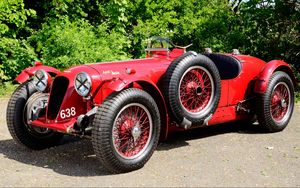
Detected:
left=179, top=66, right=214, bottom=115
left=164, top=52, right=221, bottom=127
left=256, top=71, right=294, bottom=132
left=92, top=88, right=160, bottom=173
left=270, top=82, right=291, bottom=123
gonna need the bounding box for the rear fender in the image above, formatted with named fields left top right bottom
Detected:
left=254, top=60, right=297, bottom=94
left=15, top=62, right=60, bottom=83
left=93, top=78, right=169, bottom=140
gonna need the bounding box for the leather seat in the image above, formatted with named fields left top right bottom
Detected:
left=205, top=54, right=242, bottom=80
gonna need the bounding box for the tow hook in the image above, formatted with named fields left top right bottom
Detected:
left=76, top=107, right=98, bottom=132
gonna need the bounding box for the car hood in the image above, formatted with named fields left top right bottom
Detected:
left=85, top=57, right=171, bottom=81
left=55, top=57, right=171, bottom=102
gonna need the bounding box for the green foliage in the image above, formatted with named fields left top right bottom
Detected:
left=0, top=0, right=37, bottom=83
left=129, top=0, right=234, bottom=56
left=0, top=0, right=299, bottom=95
left=0, top=64, right=6, bottom=81
left=29, top=19, right=130, bottom=69
left=0, top=37, right=36, bottom=82
left=296, top=92, right=300, bottom=103
left=0, top=0, right=35, bottom=38
left=229, top=0, right=300, bottom=65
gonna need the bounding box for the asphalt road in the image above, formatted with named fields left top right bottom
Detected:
left=0, top=98, right=299, bottom=187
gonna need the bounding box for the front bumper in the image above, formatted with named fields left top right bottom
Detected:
left=30, top=107, right=98, bottom=133
left=31, top=118, right=77, bottom=133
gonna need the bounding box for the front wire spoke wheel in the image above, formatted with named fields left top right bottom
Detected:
left=112, top=104, right=152, bottom=159
left=6, top=81, right=63, bottom=150
left=92, top=88, right=160, bottom=173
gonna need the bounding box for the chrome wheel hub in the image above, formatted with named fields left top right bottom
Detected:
left=131, top=123, right=141, bottom=142
left=112, top=103, right=153, bottom=159
left=280, top=98, right=287, bottom=108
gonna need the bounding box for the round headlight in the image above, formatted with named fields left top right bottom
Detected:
left=33, top=69, right=49, bottom=92
left=74, top=72, right=92, bottom=97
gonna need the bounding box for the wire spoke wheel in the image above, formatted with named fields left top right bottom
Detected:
left=256, top=71, right=294, bottom=132
left=92, top=88, right=160, bottom=173
left=112, top=103, right=153, bottom=159
left=6, top=81, right=63, bottom=150
left=270, top=82, right=291, bottom=123
left=164, top=53, right=220, bottom=127
left=179, top=66, right=214, bottom=115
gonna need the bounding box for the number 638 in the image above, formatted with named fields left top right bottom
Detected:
left=60, top=107, right=76, bottom=119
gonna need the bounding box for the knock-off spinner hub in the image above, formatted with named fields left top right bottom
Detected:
left=131, top=124, right=141, bottom=142
left=280, top=98, right=287, bottom=108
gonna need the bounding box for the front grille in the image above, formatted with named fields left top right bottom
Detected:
left=47, top=76, right=69, bottom=119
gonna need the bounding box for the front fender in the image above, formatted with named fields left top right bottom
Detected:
left=93, top=77, right=170, bottom=140
left=15, top=62, right=60, bottom=83
left=254, top=60, right=297, bottom=94
left=93, top=77, right=160, bottom=104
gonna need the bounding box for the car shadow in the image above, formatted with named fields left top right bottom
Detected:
left=157, top=121, right=267, bottom=151
left=0, top=121, right=266, bottom=176
left=0, top=136, right=111, bottom=176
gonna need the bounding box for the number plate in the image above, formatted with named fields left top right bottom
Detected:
left=60, top=107, right=76, bottom=119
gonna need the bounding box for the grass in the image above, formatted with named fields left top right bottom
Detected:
left=0, top=82, right=17, bottom=98
left=296, top=91, right=300, bottom=103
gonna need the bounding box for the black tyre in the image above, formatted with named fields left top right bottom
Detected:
left=92, top=88, right=161, bottom=173
left=256, top=71, right=294, bottom=132
left=164, top=52, right=221, bottom=128
left=6, top=81, right=63, bottom=150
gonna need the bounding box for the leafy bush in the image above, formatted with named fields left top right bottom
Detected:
left=0, top=0, right=36, bottom=83
left=0, top=37, right=37, bottom=82
left=0, top=0, right=35, bottom=38
left=0, top=0, right=299, bottom=87
left=29, top=19, right=130, bottom=69
left=132, top=0, right=234, bottom=56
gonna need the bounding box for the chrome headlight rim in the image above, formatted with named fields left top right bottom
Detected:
left=33, top=69, right=49, bottom=92
left=74, top=72, right=92, bottom=97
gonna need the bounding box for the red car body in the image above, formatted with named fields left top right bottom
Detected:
left=15, top=48, right=295, bottom=140
left=8, top=38, right=296, bottom=173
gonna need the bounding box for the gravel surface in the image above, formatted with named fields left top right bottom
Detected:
left=0, top=98, right=299, bottom=187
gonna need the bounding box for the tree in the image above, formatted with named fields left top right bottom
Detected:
left=0, top=0, right=35, bottom=38
left=233, top=0, right=300, bottom=67
left=1, top=0, right=299, bottom=84
left=0, top=0, right=36, bottom=82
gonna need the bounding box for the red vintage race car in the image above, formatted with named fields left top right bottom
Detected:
left=6, top=37, right=296, bottom=173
